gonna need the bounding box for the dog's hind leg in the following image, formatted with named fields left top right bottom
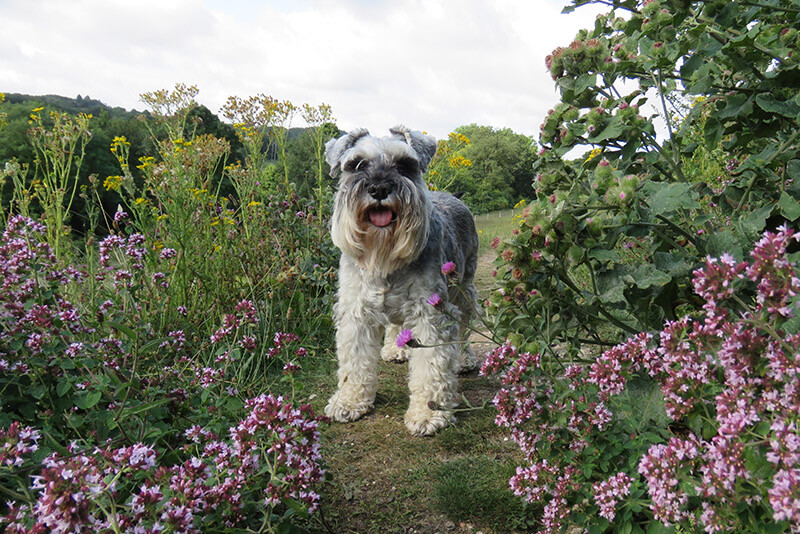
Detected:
left=381, top=324, right=410, bottom=363
left=449, top=279, right=480, bottom=373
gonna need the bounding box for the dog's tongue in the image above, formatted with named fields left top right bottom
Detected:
left=369, top=207, right=394, bottom=227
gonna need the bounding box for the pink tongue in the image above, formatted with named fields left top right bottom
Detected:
left=369, top=207, right=393, bottom=227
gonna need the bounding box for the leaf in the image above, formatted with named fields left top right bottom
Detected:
left=778, top=191, right=800, bottom=222
left=756, top=94, right=800, bottom=117
left=645, top=182, right=699, bottom=215
left=646, top=522, right=675, bottom=534
left=788, top=159, right=800, bottom=182
left=632, top=265, right=672, bottom=289
left=108, top=320, right=137, bottom=341
left=118, top=398, right=172, bottom=417
left=76, top=390, right=102, bottom=410
left=588, top=248, right=620, bottom=262
left=738, top=203, right=774, bottom=238
left=716, top=94, right=753, bottom=119
left=57, top=380, right=72, bottom=397
left=705, top=230, right=744, bottom=260
left=589, top=116, right=625, bottom=143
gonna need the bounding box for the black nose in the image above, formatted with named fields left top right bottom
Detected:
left=367, top=181, right=393, bottom=201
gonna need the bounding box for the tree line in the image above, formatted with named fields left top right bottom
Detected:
left=0, top=92, right=539, bottom=225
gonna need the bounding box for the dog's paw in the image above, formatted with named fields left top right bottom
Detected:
left=380, top=344, right=409, bottom=364
left=458, top=346, right=480, bottom=374
left=325, top=395, right=372, bottom=422
left=404, top=406, right=454, bottom=436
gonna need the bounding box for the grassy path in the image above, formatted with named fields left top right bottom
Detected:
left=297, top=210, right=530, bottom=534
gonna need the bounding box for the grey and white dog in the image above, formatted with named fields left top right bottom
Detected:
left=324, top=125, right=479, bottom=436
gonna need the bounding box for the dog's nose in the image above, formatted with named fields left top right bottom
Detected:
left=367, top=181, right=393, bottom=201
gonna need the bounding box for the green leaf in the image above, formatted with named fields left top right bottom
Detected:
left=588, top=248, right=620, bottom=262
left=118, top=398, right=172, bottom=417
left=705, top=230, right=744, bottom=260
left=632, top=265, right=672, bottom=289
left=76, top=390, right=102, bottom=410
left=756, top=93, right=800, bottom=117
left=108, top=321, right=137, bottom=341
left=645, top=182, right=699, bottom=215
left=717, top=94, right=753, bottom=119
left=739, top=203, right=773, bottom=238
left=589, top=116, right=625, bottom=143
left=787, top=160, right=800, bottom=182
left=646, top=522, right=675, bottom=534
left=57, top=380, right=72, bottom=397
left=779, top=191, right=800, bottom=222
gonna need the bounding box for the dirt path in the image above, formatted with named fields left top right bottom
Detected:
left=307, top=248, right=523, bottom=534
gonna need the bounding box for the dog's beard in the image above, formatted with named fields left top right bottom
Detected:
left=331, top=185, right=431, bottom=276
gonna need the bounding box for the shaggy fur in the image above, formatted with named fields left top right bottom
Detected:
left=324, top=126, right=479, bottom=436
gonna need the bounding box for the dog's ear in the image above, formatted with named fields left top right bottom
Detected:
left=389, top=125, right=437, bottom=174
left=325, top=128, right=370, bottom=177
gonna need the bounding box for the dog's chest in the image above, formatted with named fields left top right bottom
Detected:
left=359, top=277, right=416, bottom=325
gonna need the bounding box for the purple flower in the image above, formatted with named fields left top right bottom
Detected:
left=441, top=261, right=456, bottom=275
left=426, top=293, right=442, bottom=308
left=396, top=329, right=414, bottom=348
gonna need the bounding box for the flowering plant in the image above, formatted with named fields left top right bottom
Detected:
left=0, top=215, right=325, bottom=533
left=482, top=227, right=800, bottom=532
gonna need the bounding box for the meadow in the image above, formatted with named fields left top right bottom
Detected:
left=2, top=0, right=800, bottom=532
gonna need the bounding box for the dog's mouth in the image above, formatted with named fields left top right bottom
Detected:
left=367, top=206, right=396, bottom=228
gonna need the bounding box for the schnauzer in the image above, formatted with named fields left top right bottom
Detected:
left=324, top=126, right=479, bottom=436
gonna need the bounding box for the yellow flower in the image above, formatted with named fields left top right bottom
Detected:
left=585, top=147, right=602, bottom=162
left=247, top=201, right=262, bottom=207
left=514, top=199, right=527, bottom=210
left=156, top=214, right=168, bottom=222
left=32, top=106, right=44, bottom=113
left=103, top=175, right=123, bottom=192
left=134, top=197, right=147, bottom=205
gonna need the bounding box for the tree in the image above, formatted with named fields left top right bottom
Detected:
left=426, top=124, right=538, bottom=213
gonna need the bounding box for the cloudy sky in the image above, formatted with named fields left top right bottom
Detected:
left=0, top=0, right=606, bottom=140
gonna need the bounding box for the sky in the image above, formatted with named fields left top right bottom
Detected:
left=0, top=0, right=607, bottom=141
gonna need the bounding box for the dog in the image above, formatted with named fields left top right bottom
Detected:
left=323, top=126, right=480, bottom=436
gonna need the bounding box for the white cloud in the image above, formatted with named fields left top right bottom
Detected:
left=0, top=0, right=606, bottom=140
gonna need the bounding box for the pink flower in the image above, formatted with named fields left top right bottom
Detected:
left=426, top=293, right=442, bottom=308
left=441, top=261, right=456, bottom=275
left=396, top=329, right=414, bottom=348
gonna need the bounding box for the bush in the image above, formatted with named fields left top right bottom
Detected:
left=483, top=227, right=800, bottom=532
left=0, top=214, right=324, bottom=533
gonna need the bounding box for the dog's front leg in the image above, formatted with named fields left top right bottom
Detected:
left=325, top=300, right=382, bottom=423
left=404, top=312, right=460, bottom=436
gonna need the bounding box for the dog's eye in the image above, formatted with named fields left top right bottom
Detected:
left=344, top=158, right=365, bottom=173
left=394, top=157, right=419, bottom=177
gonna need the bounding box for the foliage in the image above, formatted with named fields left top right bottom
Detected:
left=483, top=226, right=800, bottom=533
left=426, top=125, right=539, bottom=214
left=482, top=0, right=800, bottom=531
left=0, top=84, right=341, bottom=532
left=488, top=0, right=800, bottom=359
left=0, top=215, right=323, bottom=533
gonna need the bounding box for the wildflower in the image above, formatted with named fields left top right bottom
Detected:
left=396, top=329, right=414, bottom=348
left=593, top=473, right=633, bottom=521
left=441, top=261, right=456, bottom=275
left=426, top=293, right=443, bottom=308
left=103, top=175, right=123, bottom=192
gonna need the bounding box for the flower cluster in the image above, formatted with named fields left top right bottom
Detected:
left=1, top=394, right=324, bottom=533
left=484, top=227, right=800, bottom=532
left=592, top=472, right=633, bottom=521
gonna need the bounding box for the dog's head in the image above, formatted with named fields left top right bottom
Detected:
left=326, top=126, right=437, bottom=275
